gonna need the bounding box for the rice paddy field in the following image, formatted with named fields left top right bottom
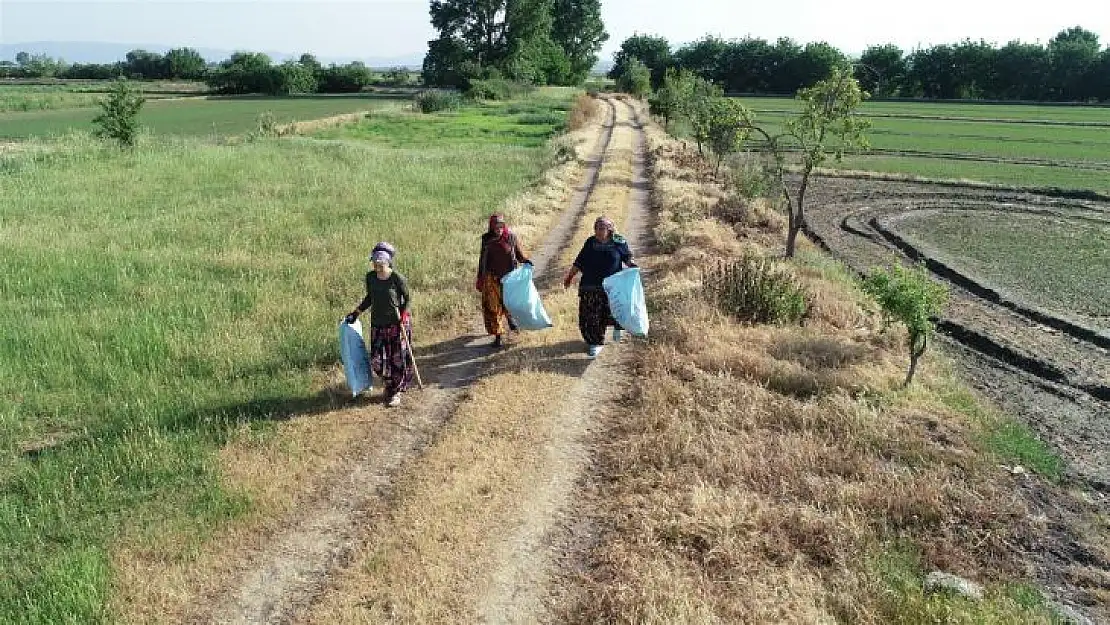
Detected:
left=0, top=86, right=574, bottom=622
left=731, top=96, right=1110, bottom=194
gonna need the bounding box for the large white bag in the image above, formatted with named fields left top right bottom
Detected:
left=500, top=263, right=553, bottom=330
left=602, top=267, right=649, bottom=337
left=339, top=318, right=372, bottom=397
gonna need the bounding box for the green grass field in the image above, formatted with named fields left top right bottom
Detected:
left=0, top=81, right=209, bottom=113
left=896, top=211, right=1110, bottom=327
left=0, top=94, right=408, bottom=139
left=722, top=97, right=1110, bottom=193
left=734, top=96, right=1110, bottom=124
left=0, top=90, right=571, bottom=622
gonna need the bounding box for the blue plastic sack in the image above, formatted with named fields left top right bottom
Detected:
left=339, top=318, right=372, bottom=397
left=500, top=263, right=553, bottom=330
left=602, top=267, right=649, bottom=337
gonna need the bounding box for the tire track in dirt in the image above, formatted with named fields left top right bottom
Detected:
left=193, top=98, right=619, bottom=625
left=802, top=177, right=1110, bottom=489
left=474, top=97, right=650, bottom=625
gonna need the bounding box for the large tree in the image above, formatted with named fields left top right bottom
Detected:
left=608, top=34, right=671, bottom=90
left=424, top=0, right=578, bottom=85
left=855, top=44, right=905, bottom=98
left=1048, top=26, right=1102, bottom=100
left=164, top=47, right=206, bottom=80
left=550, top=0, right=608, bottom=83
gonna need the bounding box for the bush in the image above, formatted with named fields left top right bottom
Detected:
left=316, top=63, right=373, bottom=93
left=465, top=79, right=535, bottom=101
left=92, top=78, right=145, bottom=148
left=616, top=58, right=651, bottom=99
left=567, top=93, right=600, bottom=130
left=706, top=254, right=809, bottom=325
left=414, top=89, right=462, bottom=113
left=862, top=262, right=948, bottom=386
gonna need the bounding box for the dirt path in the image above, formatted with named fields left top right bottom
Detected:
left=475, top=98, right=650, bottom=624
left=191, top=98, right=620, bottom=625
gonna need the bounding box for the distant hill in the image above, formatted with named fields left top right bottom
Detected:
left=0, top=41, right=425, bottom=69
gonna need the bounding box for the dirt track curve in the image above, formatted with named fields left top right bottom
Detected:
left=802, top=176, right=1110, bottom=491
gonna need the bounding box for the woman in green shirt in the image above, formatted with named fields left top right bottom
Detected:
left=345, top=243, right=413, bottom=407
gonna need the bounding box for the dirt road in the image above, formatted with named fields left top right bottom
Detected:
left=181, top=96, right=651, bottom=624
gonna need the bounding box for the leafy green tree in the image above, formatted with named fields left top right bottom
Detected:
left=684, top=76, right=723, bottom=156
left=124, top=49, right=166, bottom=79
left=854, top=44, right=905, bottom=97
left=164, top=47, right=206, bottom=79
left=550, top=0, right=608, bottom=83
left=648, top=67, right=694, bottom=129
left=991, top=41, right=1051, bottom=100
left=748, top=67, right=870, bottom=257
left=275, top=60, right=318, bottom=94
left=673, top=36, right=729, bottom=83
left=1048, top=26, right=1102, bottom=100
left=92, top=78, right=145, bottom=148
left=862, top=262, right=948, bottom=386
left=705, top=97, right=752, bottom=174
left=425, top=0, right=562, bottom=83
left=616, top=57, right=651, bottom=98
left=317, top=62, right=374, bottom=92
left=608, top=34, right=671, bottom=89
left=206, top=52, right=277, bottom=94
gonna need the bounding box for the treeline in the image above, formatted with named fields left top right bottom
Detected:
left=610, top=26, right=1110, bottom=102
left=0, top=48, right=416, bottom=94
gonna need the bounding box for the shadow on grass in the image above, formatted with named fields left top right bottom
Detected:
left=20, top=333, right=596, bottom=462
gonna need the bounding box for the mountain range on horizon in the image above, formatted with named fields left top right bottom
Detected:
left=0, top=41, right=427, bottom=69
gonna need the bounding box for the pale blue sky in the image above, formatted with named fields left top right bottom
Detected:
left=3, top=0, right=1109, bottom=61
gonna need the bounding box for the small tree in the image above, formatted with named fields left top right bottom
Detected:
left=648, top=67, right=693, bottom=129
left=92, top=78, right=145, bottom=148
left=683, top=76, right=722, bottom=156
left=616, top=57, right=651, bottom=99
left=748, top=67, right=869, bottom=257
left=706, top=97, right=753, bottom=174
left=862, top=262, right=948, bottom=387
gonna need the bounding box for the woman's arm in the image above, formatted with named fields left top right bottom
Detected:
left=513, top=235, right=530, bottom=264
left=395, top=273, right=412, bottom=314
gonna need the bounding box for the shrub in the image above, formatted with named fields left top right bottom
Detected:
left=567, top=93, right=600, bottom=131
left=465, top=79, right=535, bottom=101
left=615, top=58, right=651, bottom=99
left=862, top=262, right=948, bottom=386
left=316, top=63, right=373, bottom=93
left=414, top=89, right=462, bottom=113
left=706, top=254, right=809, bottom=325
left=92, top=78, right=145, bottom=148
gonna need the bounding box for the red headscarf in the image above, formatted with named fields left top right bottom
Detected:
left=488, top=213, right=511, bottom=244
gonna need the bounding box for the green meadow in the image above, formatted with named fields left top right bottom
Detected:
left=0, top=89, right=573, bottom=622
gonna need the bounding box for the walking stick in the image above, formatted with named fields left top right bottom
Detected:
left=394, top=307, right=424, bottom=390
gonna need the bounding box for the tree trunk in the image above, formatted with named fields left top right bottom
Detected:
left=785, top=165, right=812, bottom=258
left=904, top=333, right=928, bottom=387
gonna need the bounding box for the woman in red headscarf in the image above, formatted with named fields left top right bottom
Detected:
left=476, top=213, right=531, bottom=347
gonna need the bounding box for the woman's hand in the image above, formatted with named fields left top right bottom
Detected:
left=344, top=310, right=360, bottom=324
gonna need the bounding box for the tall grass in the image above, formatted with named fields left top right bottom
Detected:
left=0, top=92, right=570, bottom=621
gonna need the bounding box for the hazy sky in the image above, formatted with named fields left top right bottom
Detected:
left=3, top=0, right=1109, bottom=60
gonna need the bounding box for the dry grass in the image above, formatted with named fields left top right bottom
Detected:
left=555, top=118, right=1079, bottom=623
left=567, top=93, right=601, bottom=131
left=106, top=94, right=611, bottom=624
